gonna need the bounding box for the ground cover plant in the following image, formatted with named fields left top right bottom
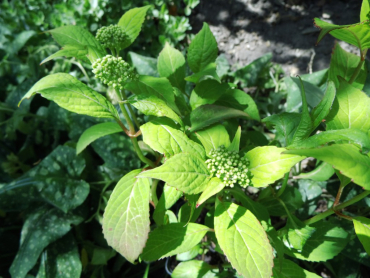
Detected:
left=1, top=1, right=370, bottom=277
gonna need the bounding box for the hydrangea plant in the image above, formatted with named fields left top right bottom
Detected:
left=13, top=2, right=370, bottom=277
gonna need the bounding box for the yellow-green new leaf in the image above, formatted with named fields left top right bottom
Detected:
left=19, top=73, right=119, bottom=119
left=103, top=170, right=150, bottom=263
left=353, top=217, right=370, bottom=256
left=245, top=146, right=304, bottom=187
left=214, top=201, right=274, bottom=278
left=197, top=177, right=225, bottom=207
left=195, top=124, right=231, bottom=156
left=138, top=153, right=210, bottom=194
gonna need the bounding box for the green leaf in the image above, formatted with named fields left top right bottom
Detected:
left=314, top=18, right=370, bottom=50
left=228, top=126, right=241, bottom=152
left=128, top=51, right=159, bottom=77
left=197, top=177, right=225, bottom=207
left=153, top=184, right=183, bottom=225
left=272, top=258, right=321, bottom=278
left=138, top=153, right=210, bottom=194
left=214, top=201, right=274, bottom=278
left=283, top=216, right=316, bottom=250
left=216, top=88, right=260, bottom=121
left=263, top=113, right=301, bottom=146
left=157, top=42, right=186, bottom=92
left=189, top=79, right=229, bottom=109
left=41, top=44, right=88, bottom=64
left=245, top=146, right=304, bottom=188
left=141, top=223, right=210, bottom=261
left=172, top=260, right=217, bottom=278
left=232, top=53, right=272, bottom=88
left=328, top=43, right=367, bottom=90
left=48, top=25, right=105, bottom=59
left=36, top=233, right=81, bottom=278
left=285, top=221, right=349, bottom=262
left=7, top=30, right=36, bottom=55
left=117, top=5, right=151, bottom=49
left=195, top=124, right=231, bottom=156
left=129, top=95, right=183, bottom=126
left=259, top=186, right=304, bottom=216
left=216, top=54, right=230, bottom=78
left=290, top=78, right=313, bottom=145
left=190, top=104, right=250, bottom=132
left=310, top=81, right=336, bottom=130
left=361, top=0, right=370, bottom=21
left=141, top=119, right=205, bottom=159
left=90, top=247, right=116, bottom=266
left=178, top=194, right=204, bottom=224
left=20, top=73, right=119, bottom=119
left=125, top=75, right=179, bottom=114
left=187, top=22, right=218, bottom=73
left=9, top=205, right=84, bottom=278
left=76, top=122, right=122, bottom=154
left=176, top=245, right=201, bottom=261
left=185, top=63, right=220, bottom=84
left=326, top=78, right=370, bottom=132
left=285, top=77, right=324, bottom=112
left=288, top=129, right=370, bottom=151
left=353, top=216, right=370, bottom=256
left=102, top=169, right=151, bottom=263
left=294, top=162, right=335, bottom=181
left=284, top=144, right=370, bottom=189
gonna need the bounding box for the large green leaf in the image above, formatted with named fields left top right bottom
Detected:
left=216, top=88, right=260, bottom=121
left=214, top=201, right=274, bottom=278
left=129, top=95, right=183, bottom=126
left=76, top=122, right=122, bottom=154
left=185, top=63, right=220, bottom=84
left=138, top=153, right=210, bottom=194
left=228, top=125, right=241, bottom=152
left=41, top=44, right=89, bottom=64
left=326, top=78, right=370, bottom=132
left=263, top=113, right=301, bottom=147
left=190, top=105, right=250, bottom=132
left=283, top=215, right=316, bottom=250
left=310, top=81, right=336, bottom=130
left=314, top=18, right=370, bottom=50
left=189, top=80, right=229, bottom=109
left=187, top=22, right=218, bottom=73
left=195, top=124, right=230, bottom=156
left=9, top=205, right=84, bottom=278
left=245, top=146, right=304, bottom=188
left=20, top=73, right=119, bottom=119
left=141, top=223, right=210, bottom=261
left=172, top=260, right=217, bottom=278
left=353, top=216, right=370, bottom=256
left=36, top=233, right=81, bottom=278
left=125, top=75, right=179, bottom=114
left=294, top=162, right=335, bottom=181
left=153, top=184, right=183, bottom=225
left=328, top=43, right=367, bottom=90
left=285, top=144, right=370, bottom=189
left=141, top=119, right=205, bottom=159
left=157, top=42, right=186, bottom=92
left=272, top=258, right=321, bottom=278
left=118, top=5, right=151, bottom=49
left=102, top=170, right=150, bottom=263
left=285, top=221, right=349, bottom=262
left=288, top=128, right=370, bottom=151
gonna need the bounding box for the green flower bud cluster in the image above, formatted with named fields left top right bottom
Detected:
left=96, top=25, right=128, bottom=50
left=92, top=55, right=139, bottom=90
left=205, top=145, right=252, bottom=188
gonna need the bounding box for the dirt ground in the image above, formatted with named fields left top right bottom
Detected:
left=190, top=0, right=363, bottom=76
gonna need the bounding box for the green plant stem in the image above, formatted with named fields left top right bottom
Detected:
left=304, top=190, right=370, bottom=225
left=151, top=179, right=159, bottom=207
left=120, top=89, right=141, bottom=129
left=349, top=49, right=368, bottom=84
left=276, top=172, right=289, bottom=197
left=114, top=89, right=155, bottom=168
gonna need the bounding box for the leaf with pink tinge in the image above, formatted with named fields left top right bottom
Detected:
left=103, top=169, right=150, bottom=263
